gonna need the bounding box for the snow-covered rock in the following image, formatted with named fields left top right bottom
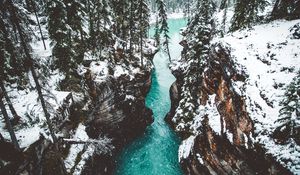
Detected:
left=168, top=18, right=300, bottom=174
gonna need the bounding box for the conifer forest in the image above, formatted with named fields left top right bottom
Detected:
left=0, top=0, right=300, bottom=174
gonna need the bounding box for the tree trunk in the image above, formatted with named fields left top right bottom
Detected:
left=139, top=0, right=143, bottom=67
left=187, top=0, right=190, bottom=21
left=0, top=81, right=20, bottom=121
left=0, top=17, right=17, bottom=68
left=166, top=40, right=172, bottom=62
left=30, top=0, right=46, bottom=50
left=0, top=88, right=20, bottom=150
left=220, top=0, right=227, bottom=10
left=129, top=0, right=134, bottom=57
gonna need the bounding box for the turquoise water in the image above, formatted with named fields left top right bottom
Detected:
left=115, top=18, right=187, bottom=175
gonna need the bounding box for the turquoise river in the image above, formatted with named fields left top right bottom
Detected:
left=115, top=18, right=187, bottom=175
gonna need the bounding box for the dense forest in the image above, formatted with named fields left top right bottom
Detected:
left=0, top=0, right=300, bottom=174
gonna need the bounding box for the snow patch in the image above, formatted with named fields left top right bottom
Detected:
left=178, top=135, right=196, bottom=162
left=64, top=124, right=89, bottom=172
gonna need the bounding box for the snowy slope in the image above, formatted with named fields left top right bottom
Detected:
left=213, top=19, right=300, bottom=173
left=0, top=29, right=71, bottom=148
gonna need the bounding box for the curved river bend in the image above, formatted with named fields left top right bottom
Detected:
left=115, top=18, right=187, bottom=175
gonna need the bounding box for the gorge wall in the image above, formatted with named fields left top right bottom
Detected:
left=166, top=25, right=299, bottom=174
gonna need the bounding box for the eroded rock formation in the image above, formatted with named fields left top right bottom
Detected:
left=84, top=69, right=154, bottom=146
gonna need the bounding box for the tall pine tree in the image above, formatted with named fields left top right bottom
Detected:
left=230, top=0, right=267, bottom=31
left=274, top=71, right=300, bottom=143
left=156, top=0, right=171, bottom=61
left=46, top=0, right=75, bottom=75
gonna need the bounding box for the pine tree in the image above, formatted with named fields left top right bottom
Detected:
left=0, top=5, right=30, bottom=83
left=220, top=0, right=228, bottom=36
left=173, top=0, right=216, bottom=123
left=138, top=0, right=150, bottom=66
left=0, top=82, right=20, bottom=122
left=65, top=0, right=86, bottom=59
left=46, top=0, right=75, bottom=75
left=0, top=7, right=25, bottom=122
left=273, top=71, right=300, bottom=143
left=230, top=0, right=267, bottom=31
left=154, top=16, right=161, bottom=47
left=156, top=0, right=171, bottom=61
left=30, top=0, right=46, bottom=50
left=185, top=0, right=191, bottom=21
left=88, top=0, right=112, bottom=53
left=188, top=0, right=215, bottom=64
left=271, top=0, right=300, bottom=20
left=111, top=0, right=129, bottom=40
left=129, top=0, right=135, bottom=56
left=0, top=88, right=20, bottom=150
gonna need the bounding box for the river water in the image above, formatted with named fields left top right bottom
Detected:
left=115, top=18, right=187, bottom=175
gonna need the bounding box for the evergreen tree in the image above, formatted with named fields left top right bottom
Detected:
left=46, top=0, right=75, bottom=74
left=111, top=0, right=129, bottom=40
left=174, top=0, right=216, bottom=123
left=0, top=88, right=20, bottom=150
left=87, top=0, right=112, bottom=54
left=219, top=0, right=228, bottom=36
left=184, top=0, right=191, bottom=21
left=30, top=0, right=46, bottom=50
left=0, top=82, right=20, bottom=122
left=65, top=0, right=86, bottom=61
left=230, top=0, right=267, bottom=31
left=187, top=0, right=215, bottom=66
left=129, top=0, right=135, bottom=56
left=138, top=0, right=150, bottom=66
left=271, top=0, right=300, bottom=20
left=154, top=16, right=161, bottom=47
left=156, top=0, right=171, bottom=61
left=274, top=71, right=300, bottom=143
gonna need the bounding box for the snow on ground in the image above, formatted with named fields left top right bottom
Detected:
left=178, top=135, right=196, bottom=162
left=16, top=125, right=41, bottom=148
left=0, top=87, right=72, bottom=147
left=64, top=124, right=89, bottom=172
left=73, top=145, right=94, bottom=175
left=90, top=61, right=109, bottom=83
left=197, top=95, right=221, bottom=135
left=213, top=19, right=300, bottom=173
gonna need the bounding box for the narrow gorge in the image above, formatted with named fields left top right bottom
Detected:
left=1, top=0, right=299, bottom=175
left=115, top=18, right=187, bottom=175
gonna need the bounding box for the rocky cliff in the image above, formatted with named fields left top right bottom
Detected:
left=75, top=50, right=156, bottom=174
left=167, top=20, right=300, bottom=174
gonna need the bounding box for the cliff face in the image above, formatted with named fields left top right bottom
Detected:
left=167, top=20, right=300, bottom=174
left=74, top=47, right=156, bottom=174
left=84, top=67, right=154, bottom=146
left=168, top=44, right=288, bottom=174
